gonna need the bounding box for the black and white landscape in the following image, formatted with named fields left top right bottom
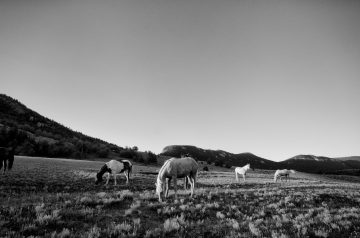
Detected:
left=1, top=0, right=360, bottom=237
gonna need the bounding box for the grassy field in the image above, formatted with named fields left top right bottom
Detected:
left=1, top=156, right=360, bottom=238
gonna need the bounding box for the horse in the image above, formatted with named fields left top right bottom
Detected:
left=155, top=157, right=198, bottom=202
left=234, top=164, right=250, bottom=182
left=95, top=159, right=132, bottom=185
left=274, top=169, right=296, bottom=183
left=0, top=147, right=15, bottom=174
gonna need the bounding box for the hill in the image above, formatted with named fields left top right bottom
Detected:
left=280, top=154, right=360, bottom=175
left=160, top=145, right=360, bottom=174
left=0, top=94, right=125, bottom=159
left=334, top=156, right=360, bottom=162
left=160, top=145, right=278, bottom=169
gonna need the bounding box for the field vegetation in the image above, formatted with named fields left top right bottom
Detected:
left=1, top=157, right=360, bottom=237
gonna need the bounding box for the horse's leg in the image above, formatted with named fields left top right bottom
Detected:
left=3, top=159, right=7, bottom=174
left=124, top=171, right=129, bottom=184
left=165, top=178, right=171, bottom=198
left=243, top=174, right=246, bottom=182
left=189, top=176, right=194, bottom=198
left=235, top=171, right=238, bottom=182
left=187, top=176, right=193, bottom=195
left=192, top=173, right=197, bottom=198
left=173, top=176, right=178, bottom=200
left=106, top=173, right=110, bottom=185
left=114, top=174, right=117, bottom=186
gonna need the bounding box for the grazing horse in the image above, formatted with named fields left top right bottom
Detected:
left=235, top=164, right=251, bottom=182
left=0, top=147, right=14, bottom=174
left=274, top=169, right=296, bottom=183
left=95, top=160, right=132, bottom=185
left=155, top=157, right=198, bottom=202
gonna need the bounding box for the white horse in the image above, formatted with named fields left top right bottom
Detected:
left=155, top=157, right=198, bottom=202
left=235, top=164, right=250, bottom=182
left=95, top=160, right=132, bottom=185
left=274, top=169, right=295, bottom=183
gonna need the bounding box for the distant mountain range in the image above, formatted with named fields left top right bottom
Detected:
left=160, top=145, right=360, bottom=174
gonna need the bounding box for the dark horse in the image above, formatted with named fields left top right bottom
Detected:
left=95, top=160, right=133, bottom=185
left=0, top=147, right=15, bottom=174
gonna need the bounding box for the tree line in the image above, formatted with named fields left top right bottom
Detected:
left=0, top=126, right=157, bottom=164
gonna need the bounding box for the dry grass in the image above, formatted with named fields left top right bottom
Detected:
left=1, top=156, right=360, bottom=237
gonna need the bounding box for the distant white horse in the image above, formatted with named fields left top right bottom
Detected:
left=95, top=160, right=132, bottom=185
left=235, top=164, right=251, bottom=182
left=274, top=169, right=295, bottom=183
left=155, top=157, right=198, bottom=202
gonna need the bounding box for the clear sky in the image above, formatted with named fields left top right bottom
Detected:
left=1, top=0, right=360, bottom=161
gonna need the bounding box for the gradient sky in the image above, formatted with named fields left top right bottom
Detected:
left=1, top=0, right=360, bottom=161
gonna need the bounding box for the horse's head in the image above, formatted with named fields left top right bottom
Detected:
left=95, top=172, right=103, bottom=185
left=95, top=164, right=109, bottom=185
left=155, top=180, right=163, bottom=194
left=274, top=170, right=279, bottom=182
left=155, top=180, right=166, bottom=201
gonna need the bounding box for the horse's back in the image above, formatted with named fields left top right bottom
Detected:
left=120, top=159, right=132, bottom=165
left=165, top=157, right=198, bottom=177
left=106, top=160, right=124, bottom=173
left=235, top=167, right=243, bottom=173
left=276, top=169, right=293, bottom=176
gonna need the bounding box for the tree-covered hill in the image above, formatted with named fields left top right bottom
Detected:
left=0, top=94, right=129, bottom=159
left=160, top=145, right=278, bottom=169
left=280, top=154, right=360, bottom=174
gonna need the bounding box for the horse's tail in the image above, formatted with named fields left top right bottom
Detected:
left=128, top=162, right=133, bottom=178
left=184, top=176, right=189, bottom=190
left=122, top=160, right=132, bottom=178
left=194, top=168, right=198, bottom=183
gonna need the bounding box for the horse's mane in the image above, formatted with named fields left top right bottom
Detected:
left=235, top=164, right=250, bottom=170
left=156, top=159, right=172, bottom=188
left=120, top=159, right=133, bottom=166
left=97, top=164, right=109, bottom=176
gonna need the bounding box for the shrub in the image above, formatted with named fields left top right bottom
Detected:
left=87, top=226, right=101, bottom=238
